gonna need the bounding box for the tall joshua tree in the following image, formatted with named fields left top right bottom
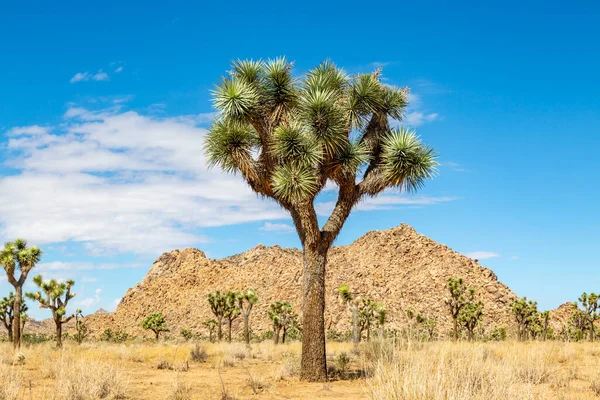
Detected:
left=511, top=297, right=538, bottom=341
left=0, top=292, right=28, bottom=342
left=445, top=277, right=473, bottom=341
left=224, top=291, right=240, bottom=342
left=458, top=300, right=484, bottom=341
left=26, top=275, right=75, bottom=348
left=541, top=310, right=551, bottom=341
left=358, top=297, right=377, bottom=341
left=237, top=289, right=258, bottom=345
left=0, top=239, right=42, bottom=349
left=578, top=292, right=599, bottom=342
left=208, top=291, right=227, bottom=341
left=337, top=284, right=360, bottom=346
left=205, top=59, right=437, bottom=380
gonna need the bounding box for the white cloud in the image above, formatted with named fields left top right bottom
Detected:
left=441, top=161, right=468, bottom=172
left=315, top=194, right=457, bottom=216
left=37, top=261, right=143, bottom=271
left=510, top=256, right=519, bottom=260
left=7, top=125, right=50, bottom=136
left=81, top=277, right=98, bottom=283
left=0, top=107, right=287, bottom=254
left=70, top=70, right=110, bottom=84
left=260, top=222, right=295, bottom=233
left=465, top=251, right=500, bottom=260
left=111, top=297, right=121, bottom=310
left=403, top=112, right=439, bottom=127
left=114, top=66, right=124, bottom=73
left=80, top=288, right=102, bottom=308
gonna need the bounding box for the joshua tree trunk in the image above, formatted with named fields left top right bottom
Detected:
left=366, top=324, right=371, bottom=341
left=154, top=330, right=160, bottom=341
left=227, top=319, right=232, bottom=342
left=13, top=287, right=22, bottom=349
left=217, top=316, right=223, bottom=341
left=55, top=320, right=63, bottom=348
left=452, top=317, right=458, bottom=341
left=590, top=320, right=595, bottom=342
left=243, top=314, right=250, bottom=345
left=274, top=326, right=281, bottom=345
left=352, top=306, right=360, bottom=346
left=300, top=247, right=327, bottom=382
left=282, top=327, right=287, bottom=344
left=468, top=328, right=474, bottom=342
left=379, top=326, right=384, bottom=339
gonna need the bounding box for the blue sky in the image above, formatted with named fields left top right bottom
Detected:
left=1, top=1, right=599, bottom=318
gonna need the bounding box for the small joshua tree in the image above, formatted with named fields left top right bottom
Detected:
left=578, top=292, right=599, bottom=342
left=459, top=301, right=484, bottom=341
left=0, top=292, right=28, bottom=342
left=74, top=309, right=88, bottom=345
left=224, top=291, right=240, bottom=342
left=0, top=239, right=42, bottom=349
left=541, top=310, right=551, bottom=341
left=208, top=291, right=228, bottom=341
left=511, top=297, right=538, bottom=341
left=269, top=301, right=298, bottom=344
left=358, top=298, right=377, bottom=341
left=237, top=289, right=258, bottom=345
left=26, top=275, right=75, bottom=348
left=203, top=318, right=217, bottom=342
left=337, top=284, right=360, bottom=346
left=375, top=303, right=387, bottom=338
left=142, top=313, right=169, bottom=341
left=445, top=277, right=473, bottom=341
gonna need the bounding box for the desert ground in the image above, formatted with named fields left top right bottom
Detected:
left=2, top=338, right=600, bottom=400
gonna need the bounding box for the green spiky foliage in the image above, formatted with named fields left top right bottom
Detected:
left=206, top=58, right=438, bottom=382
left=236, top=289, right=258, bottom=345
left=25, top=275, right=75, bottom=348
left=540, top=310, right=551, bottom=341
left=459, top=301, right=484, bottom=341
left=208, top=290, right=228, bottom=341
left=223, top=291, right=240, bottom=343
left=74, top=309, right=88, bottom=345
left=357, top=298, right=377, bottom=341
left=337, top=284, right=360, bottom=346
left=578, top=292, right=599, bottom=342
left=0, top=239, right=42, bottom=349
left=375, top=303, right=387, bottom=338
left=445, top=277, right=474, bottom=341
left=268, top=301, right=298, bottom=344
left=413, top=312, right=438, bottom=340
left=511, top=297, right=538, bottom=341
left=0, top=292, right=28, bottom=342
left=141, top=313, right=169, bottom=341
left=203, top=318, right=217, bottom=342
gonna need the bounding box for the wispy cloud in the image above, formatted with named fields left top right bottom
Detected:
left=114, top=66, right=124, bottom=73
left=441, top=161, right=469, bottom=172
left=465, top=251, right=500, bottom=260
left=7, top=125, right=50, bottom=136
left=315, top=194, right=457, bottom=216
left=80, top=288, right=102, bottom=308
left=403, top=112, right=439, bottom=127
left=70, top=70, right=110, bottom=84
left=260, top=222, right=295, bottom=233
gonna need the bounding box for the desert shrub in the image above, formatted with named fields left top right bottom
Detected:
left=180, top=329, right=193, bottom=341
left=489, top=327, right=507, bottom=341
left=0, top=367, right=21, bottom=400
left=259, top=330, right=274, bottom=341
left=102, top=329, right=130, bottom=343
left=55, top=358, right=127, bottom=400
left=190, top=344, right=208, bottom=362
left=22, top=333, right=52, bottom=344
left=169, top=376, right=192, bottom=400
left=277, top=352, right=300, bottom=380
left=335, top=351, right=351, bottom=377
left=157, top=360, right=172, bottom=370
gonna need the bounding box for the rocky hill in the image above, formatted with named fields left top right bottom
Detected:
left=50, top=223, right=521, bottom=339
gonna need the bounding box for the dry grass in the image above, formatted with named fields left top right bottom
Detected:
left=0, top=339, right=599, bottom=399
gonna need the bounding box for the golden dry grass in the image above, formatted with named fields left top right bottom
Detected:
left=0, top=339, right=599, bottom=399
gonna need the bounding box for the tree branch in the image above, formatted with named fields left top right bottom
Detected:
left=320, top=173, right=359, bottom=249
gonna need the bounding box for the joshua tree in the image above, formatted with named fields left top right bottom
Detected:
left=237, top=289, right=258, bottom=345
left=458, top=301, right=484, bottom=341
left=269, top=301, right=298, bottom=344
left=445, top=277, right=473, bottom=341
left=337, top=284, right=360, bottom=346
left=541, top=310, right=551, bottom=341
left=578, top=292, right=599, bottom=342
left=0, top=292, right=28, bottom=342
left=74, top=309, right=88, bottom=345
left=0, top=239, right=42, bottom=349
left=511, top=297, right=538, bottom=341
left=224, top=291, right=240, bottom=342
left=141, top=313, right=169, bottom=341
left=203, top=318, right=217, bottom=342
left=205, top=59, right=437, bottom=381
left=26, top=275, right=75, bottom=348
left=208, top=291, right=227, bottom=341
left=358, top=298, right=377, bottom=341
left=375, top=303, right=387, bottom=338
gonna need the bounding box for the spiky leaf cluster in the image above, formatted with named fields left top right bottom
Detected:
left=459, top=300, right=484, bottom=338
left=26, top=275, right=75, bottom=322
left=142, top=313, right=169, bottom=337
left=445, top=277, right=474, bottom=318
left=268, top=301, right=298, bottom=331
left=206, top=58, right=437, bottom=208
left=511, top=297, right=539, bottom=340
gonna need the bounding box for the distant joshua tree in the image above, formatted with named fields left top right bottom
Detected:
left=224, top=291, right=240, bottom=342
left=236, top=289, right=258, bottom=345
left=0, top=292, right=28, bottom=342
left=0, top=239, right=42, bottom=349
left=445, top=277, right=473, bottom=341
left=203, top=318, right=217, bottom=342
left=458, top=300, right=484, bottom=341
left=578, top=292, right=599, bottom=342
left=375, top=303, right=387, bottom=338
left=511, top=297, right=538, bottom=341
left=358, top=298, right=377, bottom=341
left=269, top=301, right=298, bottom=344
left=337, top=284, right=360, bottom=346
left=26, top=275, right=75, bottom=348
left=208, top=291, right=228, bottom=341
left=74, top=309, right=88, bottom=345
left=205, top=59, right=438, bottom=381
left=541, top=310, right=551, bottom=341
left=141, top=313, right=169, bottom=341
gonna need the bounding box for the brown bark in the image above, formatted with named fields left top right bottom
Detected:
left=13, top=286, right=22, bottom=349
left=274, top=326, right=281, bottom=345
left=217, top=316, right=223, bottom=341
left=55, top=320, right=63, bottom=348
left=227, top=319, right=232, bottom=343
left=243, top=314, right=250, bottom=345
left=300, top=248, right=327, bottom=382
left=452, top=317, right=458, bottom=341
left=352, top=306, right=360, bottom=347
